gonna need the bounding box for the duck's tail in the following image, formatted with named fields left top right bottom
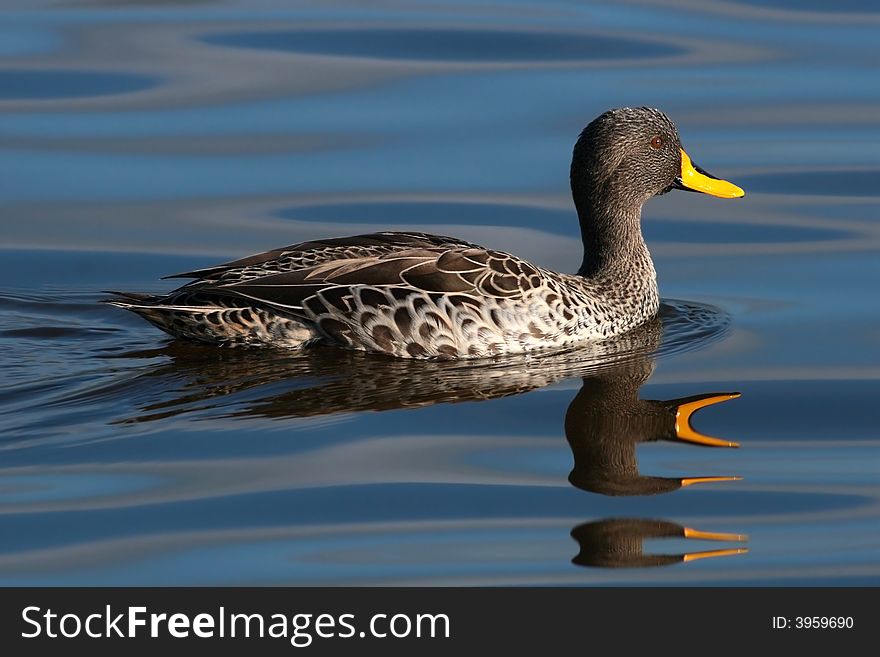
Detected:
left=101, top=291, right=316, bottom=347
left=102, top=290, right=225, bottom=342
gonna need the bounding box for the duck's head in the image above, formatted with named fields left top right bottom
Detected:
left=571, top=107, right=744, bottom=209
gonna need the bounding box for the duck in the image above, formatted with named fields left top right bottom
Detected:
left=106, top=107, right=744, bottom=359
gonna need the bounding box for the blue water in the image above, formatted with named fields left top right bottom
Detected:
left=1, top=0, right=878, bottom=585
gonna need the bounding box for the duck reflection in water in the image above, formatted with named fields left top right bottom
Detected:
left=109, top=301, right=747, bottom=566
left=560, top=323, right=747, bottom=567
left=558, top=324, right=747, bottom=566
left=570, top=519, right=747, bottom=568
left=565, top=356, right=740, bottom=497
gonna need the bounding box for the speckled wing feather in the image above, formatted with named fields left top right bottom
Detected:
left=165, top=231, right=480, bottom=286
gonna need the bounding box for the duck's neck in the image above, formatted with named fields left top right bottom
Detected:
left=573, top=185, right=655, bottom=287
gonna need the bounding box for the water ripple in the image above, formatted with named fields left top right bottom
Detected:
left=0, top=70, right=158, bottom=100
left=203, top=28, right=684, bottom=63
left=733, top=0, right=880, bottom=14
left=738, top=169, right=880, bottom=197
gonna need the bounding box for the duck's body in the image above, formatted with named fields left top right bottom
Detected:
left=107, top=107, right=742, bottom=359
left=110, top=231, right=658, bottom=358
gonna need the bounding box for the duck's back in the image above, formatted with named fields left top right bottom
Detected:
left=164, top=231, right=477, bottom=287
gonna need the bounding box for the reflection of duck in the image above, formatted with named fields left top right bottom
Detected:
left=100, top=306, right=747, bottom=567
left=106, top=107, right=743, bottom=358
left=571, top=519, right=747, bottom=568
left=106, top=304, right=742, bottom=497
left=100, top=303, right=727, bottom=423
left=566, top=356, right=740, bottom=496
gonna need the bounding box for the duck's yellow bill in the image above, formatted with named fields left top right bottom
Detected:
left=679, top=149, right=745, bottom=198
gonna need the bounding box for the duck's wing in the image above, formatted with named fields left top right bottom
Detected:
left=137, top=231, right=551, bottom=355
left=176, top=243, right=547, bottom=355
left=165, top=231, right=481, bottom=286
left=212, top=245, right=545, bottom=312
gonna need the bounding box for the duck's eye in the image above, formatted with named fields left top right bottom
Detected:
left=650, top=135, right=663, bottom=150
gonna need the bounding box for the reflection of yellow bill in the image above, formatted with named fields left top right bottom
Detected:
left=675, top=393, right=741, bottom=447
left=679, top=148, right=745, bottom=198
left=680, top=475, right=742, bottom=487
left=682, top=547, right=749, bottom=562
left=680, top=526, right=748, bottom=562
left=684, top=527, right=748, bottom=542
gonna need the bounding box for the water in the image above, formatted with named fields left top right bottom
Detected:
left=1, top=0, right=878, bottom=585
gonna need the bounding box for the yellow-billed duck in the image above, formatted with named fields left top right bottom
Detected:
left=106, top=107, right=743, bottom=358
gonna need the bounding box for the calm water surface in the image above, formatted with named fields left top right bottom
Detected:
left=1, top=0, right=879, bottom=585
